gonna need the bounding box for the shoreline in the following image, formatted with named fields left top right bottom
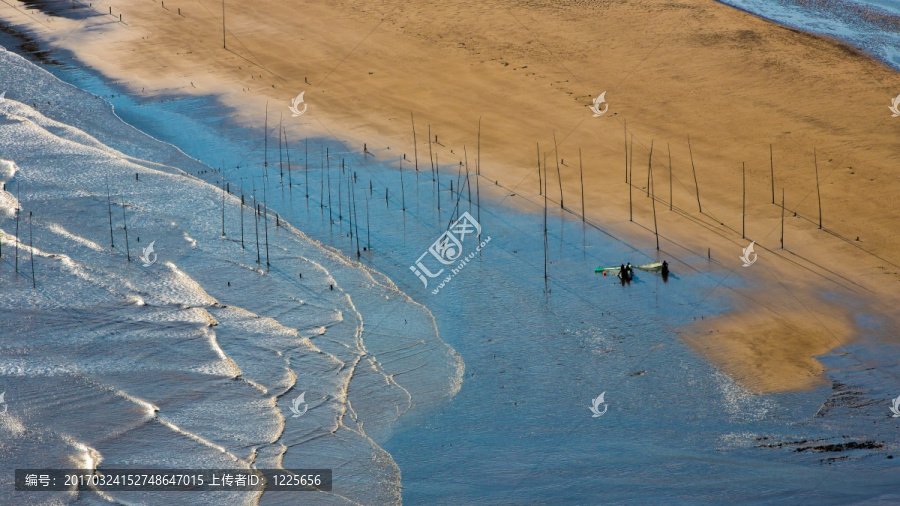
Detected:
left=2, top=0, right=899, bottom=393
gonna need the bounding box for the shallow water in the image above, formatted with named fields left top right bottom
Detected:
left=1, top=10, right=899, bottom=503
left=720, top=0, right=900, bottom=71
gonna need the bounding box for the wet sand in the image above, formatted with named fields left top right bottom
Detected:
left=2, top=0, right=899, bottom=393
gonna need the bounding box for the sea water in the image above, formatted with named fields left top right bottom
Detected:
left=1, top=10, right=899, bottom=503
left=719, top=0, right=900, bottom=71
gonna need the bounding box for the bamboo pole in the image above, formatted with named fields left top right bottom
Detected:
left=781, top=188, right=785, bottom=249
left=770, top=143, right=775, bottom=204
left=278, top=113, right=284, bottom=182
left=365, top=190, right=370, bottom=250
left=106, top=179, right=115, bottom=248
left=346, top=170, right=352, bottom=237
left=646, top=142, right=651, bottom=197
left=240, top=194, right=244, bottom=248
left=264, top=104, right=268, bottom=178
left=541, top=145, right=548, bottom=292
left=624, top=119, right=628, bottom=183
left=814, top=148, right=822, bottom=229
left=579, top=148, right=585, bottom=223
left=400, top=156, right=406, bottom=211
left=352, top=177, right=360, bottom=256
left=253, top=183, right=260, bottom=265
left=436, top=153, right=441, bottom=211
left=29, top=211, right=35, bottom=289
left=554, top=132, right=564, bottom=208
left=122, top=202, right=130, bottom=262
left=222, top=175, right=226, bottom=237
left=303, top=137, right=309, bottom=199
left=428, top=124, right=434, bottom=181
left=15, top=183, right=20, bottom=273
left=411, top=112, right=418, bottom=174
left=263, top=202, right=269, bottom=269
left=742, top=162, right=746, bottom=239
left=319, top=147, right=324, bottom=208
left=477, top=117, right=482, bottom=226
left=668, top=142, right=673, bottom=211
left=650, top=150, right=659, bottom=250
left=326, top=148, right=333, bottom=222
left=629, top=139, right=633, bottom=222
left=687, top=135, right=702, bottom=213
left=284, top=128, right=293, bottom=194
left=537, top=143, right=542, bottom=196
left=338, top=160, right=343, bottom=221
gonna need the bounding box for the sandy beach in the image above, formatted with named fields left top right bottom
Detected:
left=3, top=0, right=899, bottom=394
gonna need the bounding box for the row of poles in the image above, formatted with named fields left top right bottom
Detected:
left=0, top=113, right=828, bottom=294
left=0, top=182, right=36, bottom=289
left=620, top=124, right=822, bottom=253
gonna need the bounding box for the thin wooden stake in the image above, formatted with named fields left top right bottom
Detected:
left=319, top=147, right=324, bottom=208
left=263, top=202, right=269, bottom=269
left=400, top=156, right=406, bottom=211
left=436, top=153, right=441, bottom=210
left=29, top=212, right=35, bottom=289
left=338, top=161, right=343, bottom=221
left=347, top=170, right=353, bottom=239
left=537, top=143, right=542, bottom=196
left=222, top=174, right=226, bottom=237
left=278, top=113, right=284, bottom=181
left=240, top=194, right=244, bottom=248
left=579, top=148, right=585, bottom=223
left=687, top=135, right=702, bottom=213
left=326, top=148, right=333, bottom=222
left=814, top=148, right=822, bottom=229
left=352, top=178, right=360, bottom=256
left=781, top=188, right=785, bottom=249
left=554, top=131, right=564, bottom=209
left=770, top=143, right=775, bottom=204
left=624, top=119, right=628, bottom=183
left=411, top=113, right=418, bottom=174
left=477, top=117, right=482, bottom=226
left=650, top=151, right=659, bottom=250
left=14, top=183, right=20, bottom=273
left=541, top=144, right=548, bottom=292
left=264, top=103, right=268, bottom=177
left=742, top=162, right=746, bottom=239
left=365, top=190, right=371, bottom=250
left=253, top=183, right=260, bottom=265
left=106, top=179, right=115, bottom=248
left=428, top=124, right=434, bottom=180
left=284, top=128, right=293, bottom=194
left=304, top=138, right=309, bottom=198
left=629, top=137, right=634, bottom=222
left=122, top=202, right=130, bottom=262
left=668, top=142, right=673, bottom=211
left=647, top=140, right=654, bottom=200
